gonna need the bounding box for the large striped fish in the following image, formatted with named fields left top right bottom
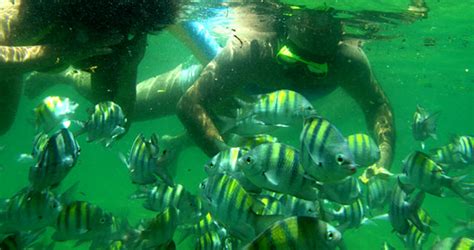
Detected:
left=29, top=128, right=80, bottom=190
left=243, top=216, right=342, bottom=250
left=133, top=207, right=178, bottom=249
left=199, top=174, right=280, bottom=242
left=346, top=133, right=380, bottom=167
left=453, top=135, right=474, bottom=164
left=52, top=201, right=114, bottom=242
left=80, top=101, right=127, bottom=147
left=400, top=151, right=474, bottom=202
left=238, top=143, right=319, bottom=200
left=323, top=199, right=369, bottom=231
left=236, top=89, right=316, bottom=125
left=123, top=133, right=173, bottom=186
left=300, top=115, right=357, bottom=183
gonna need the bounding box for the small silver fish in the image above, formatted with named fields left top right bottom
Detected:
left=412, top=105, right=440, bottom=149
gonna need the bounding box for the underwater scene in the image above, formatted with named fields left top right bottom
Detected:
left=0, top=0, right=473, bottom=249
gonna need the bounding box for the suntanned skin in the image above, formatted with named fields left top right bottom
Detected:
left=176, top=9, right=395, bottom=169
left=0, top=1, right=147, bottom=135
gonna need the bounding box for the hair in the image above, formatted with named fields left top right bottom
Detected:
left=284, top=9, right=343, bottom=60
left=45, top=0, right=182, bottom=35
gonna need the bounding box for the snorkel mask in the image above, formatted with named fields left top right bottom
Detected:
left=276, top=45, right=328, bottom=77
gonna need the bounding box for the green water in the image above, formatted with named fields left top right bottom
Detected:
left=1, top=1, right=473, bottom=249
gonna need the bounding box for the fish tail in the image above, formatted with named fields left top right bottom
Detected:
left=450, top=175, right=474, bottom=204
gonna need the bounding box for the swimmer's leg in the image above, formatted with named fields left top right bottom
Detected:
left=0, top=74, right=22, bottom=135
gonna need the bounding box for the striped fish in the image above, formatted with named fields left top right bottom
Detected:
left=366, top=176, right=391, bottom=211
left=399, top=225, right=428, bottom=250
left=199, top=174, right=275, bottom=241
left=238, top=143, right=319, bottom=201
left=323, top=199, right=368, bottom=231
left=401, top=151, right=474, bottom=202
left=430, top=143, right=466, bottom=169
left=226, top=133, right=279, bottom=149
left=412, top=105, right=440, bottom=149
left=432, top=237, right=474, bottom=250
left=18, top=132, right=49, bottom=163
left=135, top=207, right=178, bottom=249
left=236, top=89, right=316, bottom=125
left=0, top=189, right=62, bottom=233
left=195, top=231, right=235, bottom=250
left=52, top=201, right=114, bottom=242
left=133, top=183, right=198, bottom=221
left=300, top=115, right=357, bottom=183
left=81, top=101, right=127, bottom=147
left=453, top=136, right=474, bottom=164
left=257, top=193, right=320, bottom=217
left=388, top=180, right=426, bottom=235
left=29, top=128, right=80, bottom=190
left=317, top=176, right=361, bottom=205
left=123, top=133, right=173, bottom=186
left=346, top=133, right=380, bottom=167
left=243, top=216, right=342, bottom=250
left=34, top=96, right=78, bottom=133
left=205, top=147, right=260, bottom=193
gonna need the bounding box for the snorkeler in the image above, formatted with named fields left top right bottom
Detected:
left=0, top=0, right=182, bottom=135
left=176, top=6, right=396, bottom=170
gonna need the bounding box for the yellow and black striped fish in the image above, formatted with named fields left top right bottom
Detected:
left=318, top=176, right=361, bottom=205
left=453, top=135, right=474, bottom=164
left=401, top=151, right=474, bottom=202
left=136, top=207, right=178, bottom=249
left=123, top=133, right=173, bottom=186
left=81, top=101, right=127, bottom=147
left=237, top=89, right=316, bottom=125
left=53, top=201, right=113, bottom=242
left=243, top=216, right=342, bottom=250
left=29, top=128, right=80, bottom=191
left=346, top=133, right=380, bottom=167
left=300, top=115, right=357, bottom=183
left=227, top=133, right=279, bottom=149
left=238, top=143, right=318, bottom=201
left=323, top=198, right=368, bottom=231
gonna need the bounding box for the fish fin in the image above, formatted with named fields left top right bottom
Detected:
left=408, top=191, right=425, bottom=216
left=59, top=181, right=79, bottom=205
left=129, top=186, right=149, bottom=199
left=62, top=156, right=74, bottom=167
left=218, top=115, right=236, bottom=135
left=154, top=159, right=175, bottom=187
left=61, top=120, right=71, bottom=129
left=397, top=175, right=416, bottom=193
left=118, top=152, right=129, bottom=169
left=263, top=170, right=280, bottom=186
left=17, top=153, right=34, bottom=163
left=272, top=123, right=290, bottom=128
left=111, top=126, right=126, bottom=139
left=449, top=175, right=474, bottom=204
left=74, top=238, right=89, bottom=247
left=370, top=213, right=390, bottom=222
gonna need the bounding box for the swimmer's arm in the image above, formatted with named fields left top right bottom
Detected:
left=177, top=45, right=248, bottom=156
left=0, top=44, right=112, bottom=73
left=338, top=45, right=395, bottom=170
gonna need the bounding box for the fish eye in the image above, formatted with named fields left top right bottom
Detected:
left=100, top=217, right=106, bottom=224
left=305, top=106, right=313, bottom=110
left=336, top=154, right=344, bottom=165
left=245, top=156, right=252, bottom=164
left=208, top=162, right=215, bottom=168
left=327, top=231, right=334, bottom=240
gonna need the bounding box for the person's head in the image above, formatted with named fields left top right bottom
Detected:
left=284, top=9, right=343, bottom=63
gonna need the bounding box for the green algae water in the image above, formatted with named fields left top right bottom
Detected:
left=1, top=1, right=473, bottom=249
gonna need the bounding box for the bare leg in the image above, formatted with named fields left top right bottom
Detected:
left=0, top=73, right=22, bottom=135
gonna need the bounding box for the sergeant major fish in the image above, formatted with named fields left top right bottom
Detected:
left=235, top=89, right=316, bottom=125
left=238, top=143, right=319, bottom=201
left=346, top=133, right=380, bottom=167
left=316, top=176, right=361, bottom=205
left=400, top=151, right=474, bottom=203
left=205, top=147, right=260, bottom=193
left=243, top=216, right=343, bottom=250
left=34, top=96, right=78, bottom=133
left=452, top=135, right=474, bottom=164
left=323, top=199, right=369, bottom=231
left=122, top=133, right=174, bottom=186
left=412, top=105, right=440, bottom=149
left=29, top=128, right=80, bottom=190
left=300, top=115, right=357, bottom=183
left=78, top=101, right=127, bottom=147
left=133, top=207, right=178, bottom=249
